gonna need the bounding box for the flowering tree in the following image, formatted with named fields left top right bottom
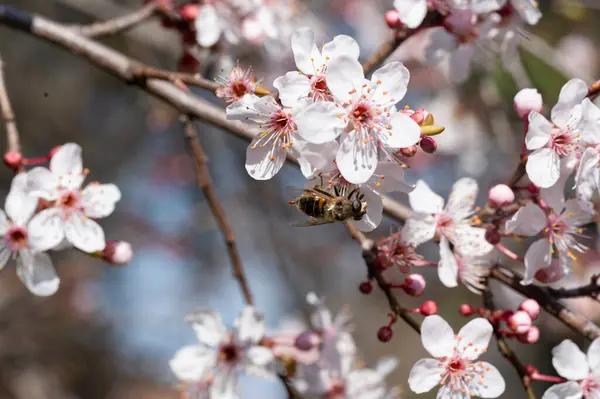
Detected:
left=1, top=0, right=600, bottom=398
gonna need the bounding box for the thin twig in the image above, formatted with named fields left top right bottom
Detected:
left=133, top=65, right=221, bottom=92
left=483, top=290, right=536, bottom=399
left=346, top=223, right=421, bottom=334
left=74, top=2, right=158, bottom=37
left=547, top=274, right=600, bottom=299
left=0, top=54, right=23, bottom=172
left=182, top=116, right=254, bottom=305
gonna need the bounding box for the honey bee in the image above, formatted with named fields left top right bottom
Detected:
left=288, top=185, right=368, bottom=227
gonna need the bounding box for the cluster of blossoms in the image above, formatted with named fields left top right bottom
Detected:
left=147, top=0, right=294, bottom=71
left=0, top=144, right=128, bottom=296
left=170, top=297, right=507, bottom=398
left=224, top=27, right=445, bottom=231
left=387, top=0, right=542, bottom=82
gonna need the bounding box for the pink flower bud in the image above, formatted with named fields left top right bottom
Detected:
left=534, top=260, right=567, bottom=284
left=399, top=145, right=418, bottom=157
left=180, top=4, right=200, bottom=21
left=485, top=228, right=501, bottom=245
left=359, top=281, right=373, bottom=294
left=178, top=52, right=200, bottom=74
left=294, top=331, right=320, bottom=351
left=3, top=151, right=22, bottom=169
left=488, top=184, right=515, bottom=207
left=419, top=136, right=437, bottom=154
left=517, top=326, right=540, bottom=344
left=519, top=299, right=540, bottom=320
left=410, top=109, right=426, bottom=125
left=402, top=274, right=426, bottom=296
left=514, top=88, right=543, bottom=120
left=508, top=310, right=532, bottom=334
left=377, top=326, right=393, bottom=342
left=384, top=10, right=402, bottom=29
left=459, top=304, right=473, bottom=316
left=420, top=300, right=437, bottom=316
left=102, top=241, right=134, bottom=265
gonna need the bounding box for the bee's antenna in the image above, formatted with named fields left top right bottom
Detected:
left=334, top=185, right=340, bottom=197
left=347, top=188, right=357, bottom=200
left=358, top=193, right=364, bottom=201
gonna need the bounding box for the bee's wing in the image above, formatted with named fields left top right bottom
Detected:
left=291, top=217, right=335, bottom=227
left=286, top=185, right=334, bottom=200
left=286, top=186, right=311, bottom=199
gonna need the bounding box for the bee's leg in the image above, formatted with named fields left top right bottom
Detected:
left=358, top=193, right=365, bottom=201
left=334, top=185, right=340, bottom=197
left=347, top=188, right=358, bottom=200
left=319, top=174, right=324, bottom=188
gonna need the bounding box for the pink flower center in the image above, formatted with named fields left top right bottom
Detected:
left=550, top=131, right=579, bottom=156
left=582, top=376, right=600, bottom=396
left=310, top=74, right=333, bottom=101
left=218, top=342, right=240, bottom=365
left=437, top=213, right=454, bottom=235
left=351, top=103, right=373, bottom=124
left=251, top=109, right=297, bottom=160
left=58, top=191, right=81, bottom=210
left=4, top=226, right=28, bottom=251
left=231, top=81, right=250, bottom=98
left=437, top=336, right=489, bottom=396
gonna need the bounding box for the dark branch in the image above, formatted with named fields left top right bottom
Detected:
left=547, top=274, right=600, bottom=299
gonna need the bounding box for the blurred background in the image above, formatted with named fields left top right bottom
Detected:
left=0, top=0, right=600, bottom=397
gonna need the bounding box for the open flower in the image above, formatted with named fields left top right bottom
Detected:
left=216, top=66, right=257, bottom=105
left=194, top=0, right=262, bottom=47
left=273, top=28, right=360, bottom=106
left=393, top=0, right=428, bottom=28
left=542, top=338, right=600, bottom=399
left=525, top=79, right=588, bottom=188
left=295, top=56, right=421, bottom=183
left=574, top=98, right=600, bottom=211
left=0, top=173, right=58, bottom=296
left=226, top=94, right=330, bottom=180
left=439, top=251, right=496, bottom=294
left=170, top=307, right=275, bottom=399
left=409, top=315, right=505, bottom=398
left=505, top=179, right=593, bottom=284
left=402, top=178, right=494, bottom=287
left=376, top=231, right=424, bottom=273
left=25, top=143, right=121, bottom=253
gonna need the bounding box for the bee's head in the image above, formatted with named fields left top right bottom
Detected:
left=352, top=199, right=368, bottom=220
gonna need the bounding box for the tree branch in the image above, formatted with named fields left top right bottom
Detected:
left=0, top=54, right=20, bottom=155
left=547, top=274, right=600, bottom=300
left=74, top=2, right=159, bottom=37
left=182, top=116, right=253, bottom=305
left=483, top=290, right=536, bottom=399
left=132, top=66, right=221, bottom=92
left=346, top=223, right=421, bottom=334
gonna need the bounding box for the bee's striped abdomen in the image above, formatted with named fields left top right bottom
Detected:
left=297, top=195, right=326, bottom=218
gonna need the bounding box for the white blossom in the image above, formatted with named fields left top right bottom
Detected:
left=542, top=338, right=600, bottom=399
left=525, top=79, right=589, bottom=188
left=194, top=0, right=262, bottom=47
left=505, top=177, right=593, bottom=284
left=273, top=28, right=360, bottom=106
left=408, top=315, right=505, bottom=398
left=170, top=307, right=275, bottom=399
left=403, top=178, right=494, bottom=287
left=294, top=56, right=421, bottom=184
left=0, top=173, right=58, bottom=296
left=393, top=0, right=428, bottom=29
left=24, top=143, right=121, bottom=253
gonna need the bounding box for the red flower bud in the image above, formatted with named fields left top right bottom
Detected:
left=384, top=10, right=402, bottom=29
left=420, top=300, right=437, bottom=316
left=359, top=281, right=373, bottom=295
left=180, top=4, right=200, bottom=21
left=419, top=136, right=437, bottom=154
left=294, top=331, right=320, bottom=351
left=459, top=304, right=473, bottom=316
left=488, top=184, right=515, bottom=207
left=3, top=151, right=22, bottom=169
left=517, top=326, right=540, bottom=344
left=508, top=310, right=532, bottom=334
left=399, top=145, right=418, bottom=157
left=402, top=274, right=426, bottom=296
left=519, top=299, right=540, bottom=320
left=485, top=228, right=501, bottom=245
left=377, top=326, right=393, bottom=342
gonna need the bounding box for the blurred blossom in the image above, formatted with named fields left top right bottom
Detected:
left=554, top=34, right=598, bottom=80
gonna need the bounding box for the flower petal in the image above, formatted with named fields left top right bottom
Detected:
left=457, top=318, right=493, bottom=360
left=526, top=111, right=553, bottom=150
left=321, top=34, right=360, bottom=62
left=371, top=62, right=410, bottom=103
left=580, top=98, right=600, bottom=145
left=385, top=112, right=421, bottom=148
left=16, top=250, right=59, bottom=297
left=477, top=362, right=506, bottom=398
left=27, top=208, right=65, bottom=252
left=245, top=139, right=286, bottom=181
left=51, top=143, right=82, bottom=178
left=25, top=167, right=59, bottom=201
left=409, top=180, right=444, bottom=214
left=348, top=188, right=382, bottom=232
left=523, top=238, right=551, bottom=285
left=184, top=309, right=227, bottom=347
left=0, top=209, right=9, bottom=235
left=245, top=346, right=275, bottom=377
left=541, top=381, right=583, bottom=399
left=6, top=173, right=38, bottom=225
left=449, top=225, right=493, bottom=257
left=587, top=337, right=600, bottom=372
left=169, top=345, right=216, bottom=382
left=575, top=148, right=600, bottom=189
left=291, top=27, right=322, bottom=75
left=562, top=198, right=593, bottom=228
left=515, top=0, right=542, bottom=25
left=401, top=212, right=437, bottom=247
left=81, top=183, right=121, bottom=219
left=293, top=140, right=338, bottom=179
left=394, top=0, right=427, bottom=28
left=408, top=358, right=444, bottom=394
left=539, top=158, right=573, bottom=212
left=438, top=237, right=458, bottom=288
left=210, top=369, right=237, bottom=399
left=368, top=161, right=414, bottom=194
left=552, top=339, right=590, bottom=381
left=195, top=5, right=222, bottom=47
left=336, top=129, right=378, bottom=184
left=64, top=213, right=106, bottom=253
left=446, top=177, right=478, bottom=220
left=235, top=306, right=265, bottom=345
left=526, top=147, right=560, bottom=188
left=226, top=94, right=274, bottom=125
left=505, top=203, right=546, bottom=236
left=326, top=56, right=365, bottom=103
left=294, top=101, right=345, bottom=144
left=471, top=0, right=506, bottom=14
left=273, top=72, right=311, bottom=108
left=421, top=315, right=455, bottom=358
left=552, top=78, right=588, bottom=129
